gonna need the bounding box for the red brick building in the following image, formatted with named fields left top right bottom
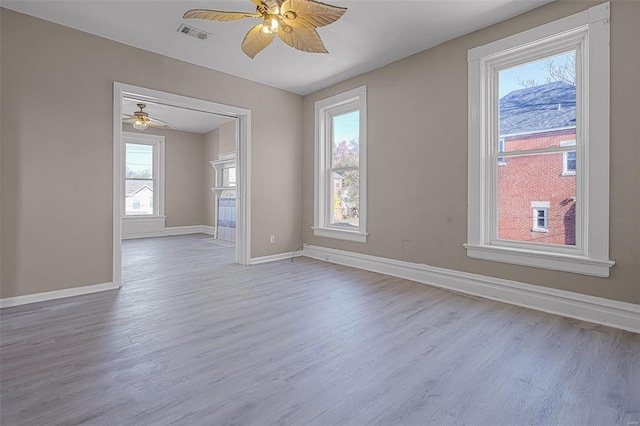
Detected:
left=498, top=82, right=576, bottom=246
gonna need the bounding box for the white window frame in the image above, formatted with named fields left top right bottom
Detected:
left=498, top=138, right=506, bottom=166
left=122, top=132, right=165, bottom=219
left=313, top=86, right=367, bottom=243
left=561, top=140, right=577, bottom=175
left=465, top=2, right=614, bottom=277
left=531, top=201, right=550, bottom=232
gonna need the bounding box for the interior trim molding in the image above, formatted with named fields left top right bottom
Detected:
left=250, top=251, right=302, bottom=265
left=302, top=245, right=639, bottom=333
left=164, top=225, right=210, bottom=237
left=0, top=282, right=119, bottom=309
left=201, top=225, right=216, bottom=236
left=122, top=225, right=216, bottom=240
left=113, top=82, right=253, bottom=291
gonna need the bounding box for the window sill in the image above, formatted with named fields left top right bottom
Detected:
left=312, top=227, right=367, bottom=243
left=531, top=228, right=548, bottom=233
left=561, top=172, right=576, bottom=177
left=464, top=243, right=614, bottom=277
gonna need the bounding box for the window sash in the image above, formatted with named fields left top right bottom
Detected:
left=123, top=137, right=163, bottom=218
left=487, top=42, right=584, bottom=254
left=532, top=208, right=548, bottom=231
left=314, top=86, right=367, bottom=242
left=465, top=2, right=613, bottom=276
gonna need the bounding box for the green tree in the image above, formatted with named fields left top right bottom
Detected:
left=333, top=138, right=360, bottom=222
left=126, top=166, right=152, bottom=178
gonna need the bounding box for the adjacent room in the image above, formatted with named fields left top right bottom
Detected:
left=1, top=0, right=638, bottom=424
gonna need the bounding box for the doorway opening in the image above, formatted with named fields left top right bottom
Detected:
left=112, top=82, right=252, bottom=287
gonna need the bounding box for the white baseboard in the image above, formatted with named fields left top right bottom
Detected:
left=123, top=225, right=216, bottom=240
left=163, top=225, right=207, bottom=236
left=201, top=225, right=216, bottom=236
left=251, top=251, right=302, bottom=265
left=122, top=230, right=165, bottom=239
left=303, top=245, right=640, bottom=333
left=0, top=282, right=119, bottom=309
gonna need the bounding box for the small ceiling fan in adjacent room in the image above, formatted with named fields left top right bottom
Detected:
left=123, top=103, right=172, bottom=131
left=183, top=0, right=347, bottom=58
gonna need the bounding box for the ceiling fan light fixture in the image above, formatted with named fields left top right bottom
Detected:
left=183, top=0, right=347, bottom=58
left=133, top=120, right=148, bottom=131
left=262, top=15, right=278, bottom=34
left=123, top=102, right=172, bottom=130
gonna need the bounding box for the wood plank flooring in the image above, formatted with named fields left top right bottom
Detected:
left=1, top=234, right=639, bottom=425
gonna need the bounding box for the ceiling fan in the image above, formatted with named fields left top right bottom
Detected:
left=183, top=0, right=347, bottom=59
left=122, top=103, right=172, bottom=131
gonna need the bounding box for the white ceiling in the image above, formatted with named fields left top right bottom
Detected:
left=3, top=0, right=554, bottom=96
left=123, top=97, right=234, bottom=134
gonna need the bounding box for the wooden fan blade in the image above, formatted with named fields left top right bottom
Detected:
left=280, top=0, right=347, bottom=29
left=122, top=115, right=137, bottom=122
left=147, top=122, right=172, bottom=129
left=249, top=0, right=263, bottom=6
left=183, top=9, right=261, bottom=22
left=241, top=24, right=275, bottom=58
left=277, top=25, right=328, bottom=54
left=147, top=117, right=173, bottom=128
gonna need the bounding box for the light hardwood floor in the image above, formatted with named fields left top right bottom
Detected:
left=1, top=234, right=639, bottom=425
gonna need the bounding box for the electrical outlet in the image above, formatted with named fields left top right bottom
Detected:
left=270, top=235, right=275, bottom=243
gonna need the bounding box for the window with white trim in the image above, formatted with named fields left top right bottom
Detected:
left=561, top=140, right=577, bottom=175
left=498, top=138, right=506, bottom=166
left=531, top=201, right=549, bottom=232
left=123, top=133, right=165, bottom=218
left=465, top=3, right=614, bottom=277
left=314, top=86, right=367, bottom=243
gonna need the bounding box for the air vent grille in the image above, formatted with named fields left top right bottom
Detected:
left=177, top=24, right=210, bottom=41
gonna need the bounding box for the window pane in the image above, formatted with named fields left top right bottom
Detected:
left=332, top=111, right=359, bottom=168
left=499, top=51, right=576, bottom=152
left=126, top=143, right=153, bottom=179
left=566, top=151, right=576, bottom=172
left=223, top=167, right=236, bottom=187
left=330, top=170, right=359, bottom=228
left=125, top=179, right=154, bottom=215
left=497, top=153, right=576, bottom=245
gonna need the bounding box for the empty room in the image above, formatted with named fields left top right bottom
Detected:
left=1, top=0, right=638, bottom=425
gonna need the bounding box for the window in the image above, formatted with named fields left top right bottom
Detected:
left=223, top=166, right=237, bottom=187
left=498, top=138, right=506, bottom=165
left=123, top=134, right=164, bottom=218
left=465, top=3, right=614, bottom=277
left=314, top=86, right=367, bottom=242
left=561, top=140, right=577, bottom=175
left=531, top=202, right=549, bottom=232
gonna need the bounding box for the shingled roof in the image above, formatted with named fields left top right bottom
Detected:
left=499, top=81, right=576, bottom=136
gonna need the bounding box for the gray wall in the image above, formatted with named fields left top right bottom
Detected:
left=123, top=124, right=206, bottom=227
left=301, top=0, right=640, bottom=304
left=1, top=9, right=303, bottom=298
left=2, top=1, right=637, bottom=305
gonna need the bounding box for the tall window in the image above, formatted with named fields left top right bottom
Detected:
left=496, top=51, right=577, bottom=246
left=466, top=3, right=614, bottom=277
left=123, top=134, right=164, bottom=217
left=314, top=86, right=367, bottom=242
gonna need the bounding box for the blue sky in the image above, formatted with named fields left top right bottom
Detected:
left=499, top=51, right=575, bottom=98
left=333, top=110, right=360, bottom=143
left=126, top=143, right=153, bottom=174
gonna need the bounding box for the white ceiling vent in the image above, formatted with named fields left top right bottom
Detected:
left=177, top=24, right=210, bottom=41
